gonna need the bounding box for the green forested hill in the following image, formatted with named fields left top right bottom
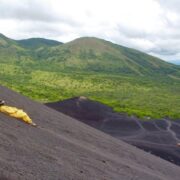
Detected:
left=0, top=34, right=179, bottom=119
left=17, top=38, right=62, bottom=49
left=34, top=37, right=179, bottom=76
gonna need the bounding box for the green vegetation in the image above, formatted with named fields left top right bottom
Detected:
left=17, top=38, right=62, bottom=49
left=0, top=34, right=180, bottom=119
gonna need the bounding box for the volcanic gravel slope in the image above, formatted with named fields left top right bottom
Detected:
left=0, top=87, right=180, bottom=180
left=46, top=96, right=180, bottom=166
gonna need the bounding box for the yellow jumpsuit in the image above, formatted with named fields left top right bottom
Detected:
left=0, top=105, right=36, bottom=126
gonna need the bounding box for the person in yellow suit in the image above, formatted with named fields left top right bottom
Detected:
left=0, top=100, right=37, bottom=127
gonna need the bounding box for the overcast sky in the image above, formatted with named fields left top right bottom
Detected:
left=0, top=0, right=180, bottom=64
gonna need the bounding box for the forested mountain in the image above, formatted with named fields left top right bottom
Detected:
left=0, top=33, right=179, bottom=119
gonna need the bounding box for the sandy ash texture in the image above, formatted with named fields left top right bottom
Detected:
left=0, top=86, right=180, bottom=180
left=46, top=96, right=180, bottom=166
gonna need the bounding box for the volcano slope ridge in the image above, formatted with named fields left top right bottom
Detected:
left=1, top=85, right=180, bottom=180
left=46, top=96, right=180, bottom=166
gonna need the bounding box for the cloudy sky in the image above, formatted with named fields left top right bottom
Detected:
left=0, top=0, right=180, bottom=64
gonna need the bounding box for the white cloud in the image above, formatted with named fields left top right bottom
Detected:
left=0, top=0, right=180, bottom=64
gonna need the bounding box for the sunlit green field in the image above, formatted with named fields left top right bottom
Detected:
left=0, top=62, right=179, bottom=119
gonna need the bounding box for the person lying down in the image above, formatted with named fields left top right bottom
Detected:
left=0, top=100, right=37, bottom=127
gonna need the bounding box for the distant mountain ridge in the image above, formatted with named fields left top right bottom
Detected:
left=0, top=33, right=179, bottom=76
left=17, top=38, right=62, bottom=49
left=0, top=33, right=62, bottom=49
left=35, top=36, right=179, bottom=76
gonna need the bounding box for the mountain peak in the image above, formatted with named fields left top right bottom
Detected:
left=67, top=36, right=105, bottom=46
left=73, top=36, right=104, bottom=42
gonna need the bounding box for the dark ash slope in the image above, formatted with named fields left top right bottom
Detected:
left=46, top=96, right=180, bottom=166
left=1, top=86, right=180, bottom=180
